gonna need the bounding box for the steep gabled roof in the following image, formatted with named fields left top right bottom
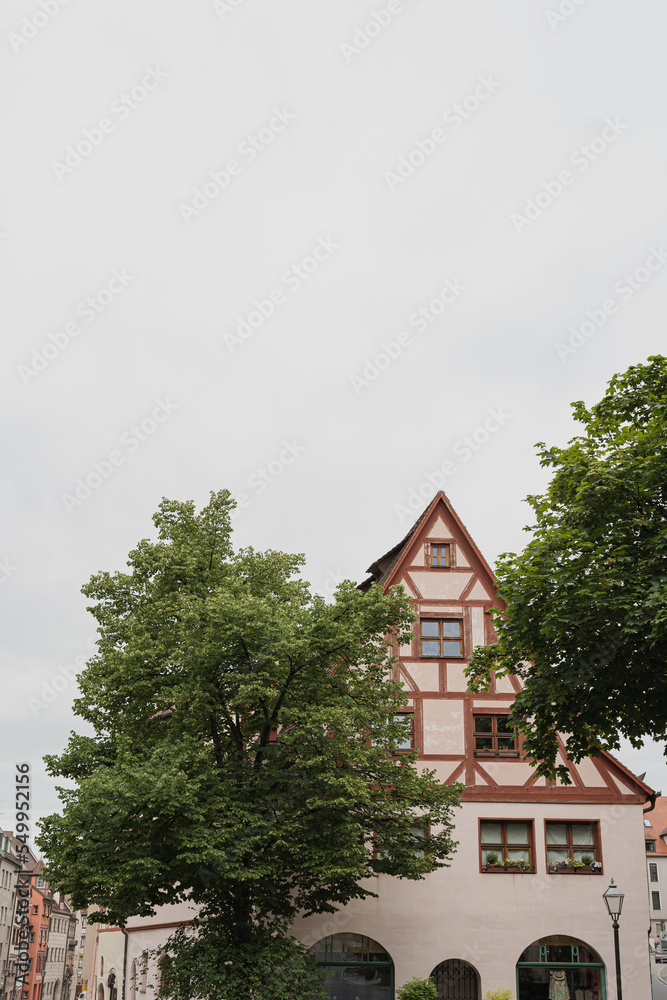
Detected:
left=359, top=491, right=497, bottom=594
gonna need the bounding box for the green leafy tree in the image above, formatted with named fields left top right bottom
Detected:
left=396, top=976, right=438, bottom=1000
left=466, top=356, right=667, bottom=779
left=37, top=490, right=463, bottom=999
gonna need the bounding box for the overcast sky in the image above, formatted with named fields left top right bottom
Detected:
left=2, top=0, right=666, bottom=843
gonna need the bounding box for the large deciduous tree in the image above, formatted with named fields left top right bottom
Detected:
left=466, top=356, right=667, bottom=780
left=38, top=490, right=462, bottom=999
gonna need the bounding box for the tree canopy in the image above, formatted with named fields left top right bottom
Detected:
left=466, top=355, right=667, bottom=779
left=38, top=490, right=463, bottom=997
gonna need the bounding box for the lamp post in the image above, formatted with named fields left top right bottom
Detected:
left=603, top=878, right=625, bottom=1000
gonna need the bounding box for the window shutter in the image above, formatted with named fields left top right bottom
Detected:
left=424, top=542, right=431, bottom=565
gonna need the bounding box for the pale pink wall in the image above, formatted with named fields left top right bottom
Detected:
left=292, top=800, right=651, bottom=1000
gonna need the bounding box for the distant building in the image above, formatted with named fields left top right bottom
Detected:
left=644, top=795, right=667, bottom=938
left=0, top=833, right=20, bottom=1000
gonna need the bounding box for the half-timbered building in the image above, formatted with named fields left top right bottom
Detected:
left=293, top=491, right=653, bottom=1000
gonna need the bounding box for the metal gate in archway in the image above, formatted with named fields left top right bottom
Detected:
left=430, top=959, right=479, bottom=1000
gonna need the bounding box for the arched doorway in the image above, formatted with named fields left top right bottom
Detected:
left=97, top=984, right=104, bottom=1000
left=310, top=932, right=394, bottom=998
left=430, top=959, right=480, bottom=999
left=516, top=935, right=606, bottom=999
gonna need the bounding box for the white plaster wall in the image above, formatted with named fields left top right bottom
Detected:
left=292, top=800, right=651, bottom=1000
left=124, top=902, right=198, bottom=999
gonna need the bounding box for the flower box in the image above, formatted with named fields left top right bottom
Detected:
left=548, top=865, right=601, bottom=874
left=483, top=864, right=535, bottom=874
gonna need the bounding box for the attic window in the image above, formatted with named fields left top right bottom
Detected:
left=645, top=819, right=653, bottom=827
left=429, top=543, right=450, bottom=568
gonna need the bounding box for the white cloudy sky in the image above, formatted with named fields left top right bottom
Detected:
left=1, top=0, right=666, bottom=840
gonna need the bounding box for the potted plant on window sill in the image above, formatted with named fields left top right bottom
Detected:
left=482, top=853, right=533, bottom=873
left=548, top=856, right=601, bottom=874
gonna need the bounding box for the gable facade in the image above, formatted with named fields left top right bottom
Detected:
left=294, top=492, right=654, bottom=1000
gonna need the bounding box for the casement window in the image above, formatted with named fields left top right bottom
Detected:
left=473, top=714, right=518, bottom=755
left=370, top=712, right=414, bottom=752
left=429, top=543, right=450, bottom=568
left=653, top=891, right=662, bottom=911
left=392, top=713, right=414, bottom=751
left=650, top=863, right=659, bottom=882
left=546, top=821, right=599, bottom=865
left=480, top=820, right=533, bottom=867
left=648, top=840, right=657, bottom=852
left=420, top=619, right=463, bottom=658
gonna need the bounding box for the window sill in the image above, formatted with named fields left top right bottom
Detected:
left=474, top=751, right=521, bottom=758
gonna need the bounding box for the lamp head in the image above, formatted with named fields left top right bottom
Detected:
left=603, top=878, right=625, bottom=919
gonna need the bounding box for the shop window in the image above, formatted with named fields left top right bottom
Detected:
left=517, top=936, right=604, bottom=1000
left=310, top=933, right=393, bottom=999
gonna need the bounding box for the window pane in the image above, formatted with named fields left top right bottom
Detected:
left=496, top=716, right=514, bottom=734
left=421, top=621, right=439, bottom=637
left=507, top=849, right=530, bottom=862
left=573, top=850, right=594, bottom=863
left=482, top=847, right=501, bottom=864
left=546, top=823, right=567, bottom=845
left=474, top=716, right=492, bottom=733
left=441, top=640, right=462, bottom=656
left=572, top=823, right=595, bottom=847
left=497, top=737, right=516, bottom=751
left=480, top=822, right=502, bottom=844
left=475, top=737, right=493, bottom=751
left=393, top=715, right=412, bottom=750
left=442, top=621, right=461, bottom=637
left=506, top=823, right=530, bottom=845
left=547, top=849, right=569, bottom=864
left=421, top=640, right=440, bottom=657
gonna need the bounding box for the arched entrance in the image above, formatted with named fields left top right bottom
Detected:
left=516, top=935, right=606, bottom=999
left=310, top=933, right=394, bottom=998
left=430, top=959, right=480, bottom=999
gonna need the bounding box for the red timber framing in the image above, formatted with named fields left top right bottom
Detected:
left=360, top=491, right=653, bottom=807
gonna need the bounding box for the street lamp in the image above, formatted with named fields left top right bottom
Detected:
left=603, top=878, right=625, bottom=1000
